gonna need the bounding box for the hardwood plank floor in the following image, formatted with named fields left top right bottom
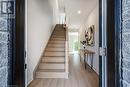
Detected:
left=28, top=54, right=99, bottom=87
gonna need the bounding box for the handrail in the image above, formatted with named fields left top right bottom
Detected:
left=65, top=26, right=69, bottom=78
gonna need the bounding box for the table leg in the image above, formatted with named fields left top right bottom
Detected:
left=85, top=54, right=89, bottom=69
left=86, top=54, right=89, bottom=69
left=91, top=54, right=93, bottom=69
left=84, top=53, right=86, bottom=69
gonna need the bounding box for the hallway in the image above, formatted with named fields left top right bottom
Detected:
left=28, top=54, right=99, bottom=87
left=27, top=0, right=99, bottom=86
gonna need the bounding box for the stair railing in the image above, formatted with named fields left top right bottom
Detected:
left=65, top=25, right=69, bottom=78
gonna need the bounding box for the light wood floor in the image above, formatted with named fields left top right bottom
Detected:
left=28, top=54, right=99, bottom=87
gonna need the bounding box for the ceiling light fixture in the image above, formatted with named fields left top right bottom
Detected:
left=77, top=10, right=82, bottom=14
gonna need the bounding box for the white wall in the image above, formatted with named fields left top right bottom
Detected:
left=49, top=0, right=60, bottom=28
left=79, top=3, right=99, bottom=74
left=27, top=0, right=56, bottom=84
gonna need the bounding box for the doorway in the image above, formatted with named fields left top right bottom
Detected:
left=3, top=0, right=120, bottom=87
left=68, top=32, right=79, bottom=54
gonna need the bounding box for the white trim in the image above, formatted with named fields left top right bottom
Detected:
left=27, top=79, right=33, bottom=86
left=36, top=72, right=68, bottom=79
left=25, top=0, right=28, bottom=86
left=92, top=66, right=99, bottom=75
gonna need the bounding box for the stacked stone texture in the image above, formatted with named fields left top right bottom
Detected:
left=122, top=0, right=130, bottom=87
left=0, top=0, right=9, bottom=86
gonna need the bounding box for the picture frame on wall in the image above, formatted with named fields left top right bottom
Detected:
left=85, top=25, right=95, bottom=46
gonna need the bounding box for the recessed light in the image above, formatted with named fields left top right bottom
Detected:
left=77, top=10, right=82, bottom=14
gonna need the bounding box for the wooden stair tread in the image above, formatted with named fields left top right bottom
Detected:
left=45, top=48, right=65, bottom=51
left=39, top=62, right=65, bottom=65
left=45, top=51, right=65, bottom=52
left=39, top=63, right=65, bottom=69
left=43, top=56, right=65, bottom=58
left=47, top=44, right=65, bottom=48
left=51, top=35, right=65, bottom=38
left=46, top=47, right=65, bottom=48
left=51, top=37, right=65, bottom=38
left=49, top=41, right=65, bottom=43
left=41, top=62, right=65, bottom=64
left=53, top=32, right=65, bottom=33
left=44, top=52, right=65, bottom=56
left=52, top=32, right=65, bottom=33
left=51, top=35, right=65, bottom=39
left=37, top=69, right=65, bottom=72
left=44, top=56, right=65, bottom=57
left=44, top=51, right=65, bottom=52
left=42, top=58, right=65, bottom=63
left=47, top=43, right=65, bottom=45
left=50, top=39, right=65, bottom=41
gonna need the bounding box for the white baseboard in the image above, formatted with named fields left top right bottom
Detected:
left=27, top=79, right=33, bottom=87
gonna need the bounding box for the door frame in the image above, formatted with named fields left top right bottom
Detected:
left=99, top=0, right=107, bottom=86
left=12, top=0, right=26, bottom=86
left=13, top=0, right=121, bottom=86
left=106, top=0, right=116, bottom=86
left=99, top=0, right=121, bottom=87
left=115, top=0, right=122, bottom=86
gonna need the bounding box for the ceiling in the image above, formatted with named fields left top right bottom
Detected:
left=58, top=0, right=98, bottom=29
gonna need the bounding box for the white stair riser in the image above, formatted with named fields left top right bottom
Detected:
left=44, top=52, right=65, bottom=56
left=53, top=34, right=65, bottom=36
left=36, top=72, right=68, bottom=78
left=50, top=38, right=65, bottom=41
left=53, top=32, right=65, bottom=34
left=46, top=48, right=65, bottom=51
left=52, top=32, right=65, bottom=34
left=52, top=35, right=65, bottom=38
left=51, top=37, right=65, bottom=39
left=54, top=30, right=65, bottom=31
left=49, top=41, right=65, bottom=44
left=52, top=34, right=65, bottom=36
left=53, top=30, right=65, bottom=32
left=43, top=57, right=65, bottom=59
left=42, top=58, right=65, bottom=63
left=39, top=64, right=65, bottom=69
left=47, top=44, right=65, bottom=47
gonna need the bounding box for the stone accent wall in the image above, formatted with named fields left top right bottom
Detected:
left=122, top=0, right=130, bottom=86
left=0, top=32, right=8, bottom=87
left=0, top=16, right=8, bottom=87
left=0, top=0, right=15, bottom=86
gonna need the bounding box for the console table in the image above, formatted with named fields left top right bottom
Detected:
left=80, top=49, right=95, bottom=69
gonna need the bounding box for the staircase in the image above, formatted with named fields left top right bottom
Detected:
left=35, top=24, right=69, bottom=78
